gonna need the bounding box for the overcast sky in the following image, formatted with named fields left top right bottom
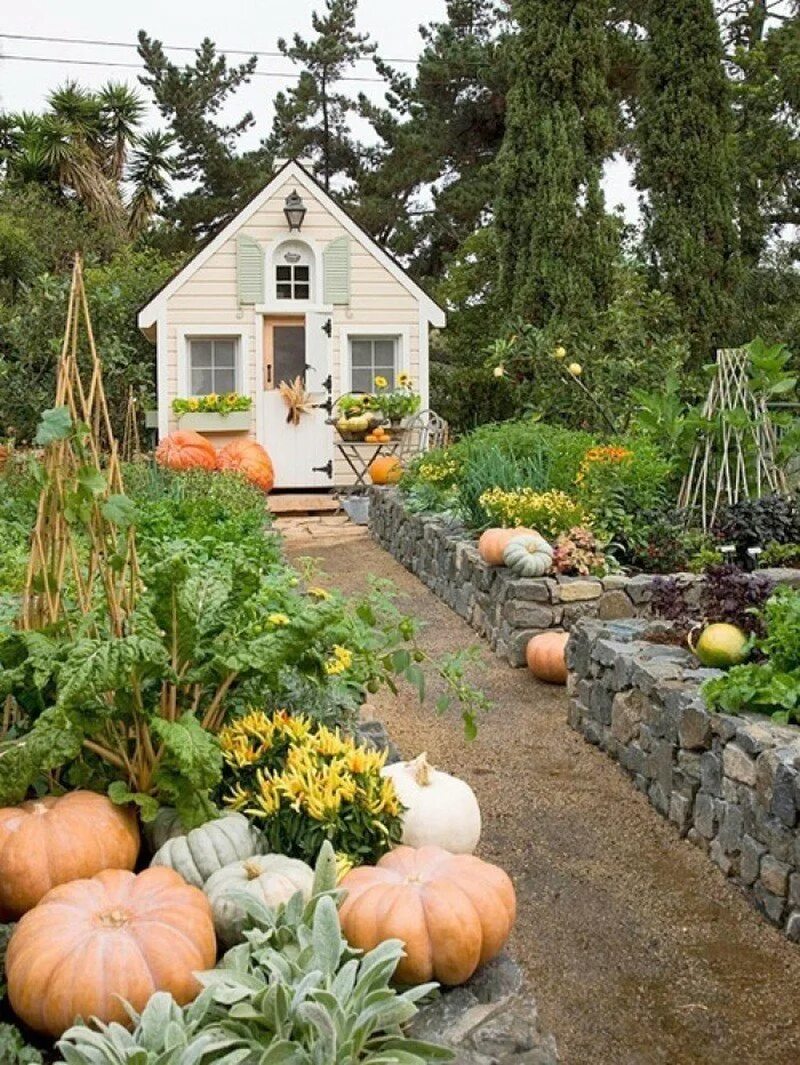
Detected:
left=0, top=0, right=638, bottom=221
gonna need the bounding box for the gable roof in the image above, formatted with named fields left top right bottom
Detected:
left=137, top=159, right=446, bottom=329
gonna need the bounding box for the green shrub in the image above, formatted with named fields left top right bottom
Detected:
left=575, top=440, right=672, bottom=542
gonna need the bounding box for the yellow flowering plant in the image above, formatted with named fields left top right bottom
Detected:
left=479, top=487, right=588, bottom=539
left=172, top=393, right=252, bottom=416
left=219, top=710, right=404, bottom=865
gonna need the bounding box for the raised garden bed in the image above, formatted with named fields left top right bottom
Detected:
left=369, top=487, right=800, bottom=667
left=566, top=617, right=800, bottom=940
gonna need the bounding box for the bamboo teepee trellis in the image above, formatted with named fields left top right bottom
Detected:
left=21, top=254, right=139, bottom=633
left=121, top=387, right=143, bottom=461
left=678, top=348, right=788, bottom=531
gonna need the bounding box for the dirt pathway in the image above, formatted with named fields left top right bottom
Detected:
left=282, top=520, right=800, bottom=1065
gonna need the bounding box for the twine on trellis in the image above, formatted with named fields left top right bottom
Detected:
left=21, top=253, right=139, bottom=634
left=678, top=348, right=788, bottom=532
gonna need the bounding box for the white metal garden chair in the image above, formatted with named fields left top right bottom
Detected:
left=397, top=410, right=449, bottom=462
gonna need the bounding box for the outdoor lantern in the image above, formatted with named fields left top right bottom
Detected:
left=284, top=190, right=307, bottom=231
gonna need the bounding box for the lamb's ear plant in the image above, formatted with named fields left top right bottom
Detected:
left=54, top=991, right=247, bottom=1065
left=197, top=842, right=454, bottom=1064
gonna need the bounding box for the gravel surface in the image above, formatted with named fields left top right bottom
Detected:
left=283, top=523, right=800, bottom=1065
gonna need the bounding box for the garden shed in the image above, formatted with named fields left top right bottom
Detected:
left=137, top=159, right=445, bottom=489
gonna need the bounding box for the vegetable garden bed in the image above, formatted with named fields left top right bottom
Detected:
left=370, top=487, right=800, bottom=667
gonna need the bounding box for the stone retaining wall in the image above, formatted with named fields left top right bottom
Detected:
left=567, top=618, right=800, bottom=941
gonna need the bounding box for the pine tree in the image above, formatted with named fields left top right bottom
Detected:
left=635, top=1, right=742, bottom=360
left=495, top=0, right=619, bottom=327
left=138, top=34, right=271, bottom=243
left=268, top=0, right=376, bottom=191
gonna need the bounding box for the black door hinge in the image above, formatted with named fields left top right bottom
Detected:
left=321, top=318, right=332, bottom=337
left=312, top=459, right=333, bottom=479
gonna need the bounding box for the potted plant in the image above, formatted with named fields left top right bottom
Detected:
left=172, top=393, right=252, bottom=432
left=373, top=374, right=421, bottom=432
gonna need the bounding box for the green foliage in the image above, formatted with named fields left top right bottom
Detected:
left=496, top=0, right=618, bottom=328
left=172, top=394, right=252, bottom=415
left=703, top=588, right=800, bottom=722
left=575, top=440, right=672, bottom=543
left=0, top=249, right=178, bottom=442
left=478, top=487, right=587, bottom=539
left=0, top=1025, right=43, bottom=1065
left=635, top=0, right=742, bottom=363
left=452, top=449, right=550, bottom=531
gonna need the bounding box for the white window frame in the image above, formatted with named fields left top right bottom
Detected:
left=177, top=327, right=249, bottom=398
left=339, top=325, right=411, bottom=394
left=258, top=237, right=326, bottom=313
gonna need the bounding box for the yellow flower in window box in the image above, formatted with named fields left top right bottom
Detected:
left=374, top=375, right=388, bottom=390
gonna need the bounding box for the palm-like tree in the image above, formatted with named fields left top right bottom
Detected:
left=2, top=80, right=172, bottom=232
left=127, top=130, right=175, bottom=235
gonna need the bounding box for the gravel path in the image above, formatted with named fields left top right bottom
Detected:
left=283, top=521, right=800, bottom=1065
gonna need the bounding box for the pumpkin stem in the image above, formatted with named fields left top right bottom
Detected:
left=409, top=752, right=433, bottom=787
left=242, top=860, right=262, bottom=881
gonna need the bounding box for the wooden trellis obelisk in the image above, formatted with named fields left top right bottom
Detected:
left=121, top=387, right=143, bottom=461
left=21, top=254, right=139, bottom=633
left=678, top=348, right=788, bottom=531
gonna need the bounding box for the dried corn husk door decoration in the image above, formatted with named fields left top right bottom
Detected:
left=279, top=376, right=314, bottom=426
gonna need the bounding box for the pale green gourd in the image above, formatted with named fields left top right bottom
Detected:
left=503, top=534, right=554, bottom=577
left=150, top=813, right=262, bottom=888
left=204, top=853, right=315, bottom=947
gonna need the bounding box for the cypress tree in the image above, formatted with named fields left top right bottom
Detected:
left=495, top=0, right=618, bottom=327
left=635, top=1, right=742, bottom=359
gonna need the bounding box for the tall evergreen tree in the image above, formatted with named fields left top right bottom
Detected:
left=268, top=1, right=376, bottom=191
left=635, top=1, right=742, bottom=359
left=138, top=34, right=270, bottom=243
left=495, top=0, right=619, bottom=327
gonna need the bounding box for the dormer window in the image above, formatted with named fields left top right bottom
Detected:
left=274, top=241, right=313, bottom=302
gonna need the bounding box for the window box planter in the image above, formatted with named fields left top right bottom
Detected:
left=177, top=411, right=251, bottom=432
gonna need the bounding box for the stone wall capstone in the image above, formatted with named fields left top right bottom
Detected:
left=567, top=617, right=800, bottom=941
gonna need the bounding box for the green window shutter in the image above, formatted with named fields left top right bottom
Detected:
left=237, top=234, right=264, bottom=305
left=323, top=236, right=351, bottom=305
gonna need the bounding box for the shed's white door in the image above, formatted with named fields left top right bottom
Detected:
left=261, top=313, right=334, bottom=489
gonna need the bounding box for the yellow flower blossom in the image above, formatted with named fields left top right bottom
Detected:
left=398, top=372, right=412, bottom=388
left=324, top=645, right=353, bottom=676
left=267, top=613, right=290, bottom=627
left=307, top=586, right=331, bottom=600
left=374, top=375, right=388, bottom=389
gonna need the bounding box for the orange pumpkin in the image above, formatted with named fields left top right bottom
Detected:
left=369, top=455, right=403, bottom=486
left=478, top=527, right=537, bottom=566
left=6, top=866, right=216, bottom=1037
left=526, top=631, right=569, bottom=684
left=217, top=439, right=275, bottom=493
left=155, top=429, right=217, bottom=471
left=0, top=444, right=9, bottom=470
left=0, top=791, right=140, bottom=919
left=339, top=844, right=516, bottom=986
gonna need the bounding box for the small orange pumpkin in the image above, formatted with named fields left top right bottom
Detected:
left=526, top=631, right=569, bottom=684
left=339, top=844, right=516, bottom=986
left=0, top=791, right=140, bottom=918
left=155, top=429, right=217, bottom=472
left=369, top=455, right=403, bottom=485
left=217, top=439, right=275, bottom=493
left=478, top=527, right=537, bottom=566
left=6, top=867, right=216, bottom=1037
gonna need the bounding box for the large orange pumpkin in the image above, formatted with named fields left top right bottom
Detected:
left=155, top=430, right=217, bottom=471
left=6, top=867, right=216, bottom=1037
left=0, top=791, right=140, bottom=918
left=339, top=844, right=516, bottom=986
left=526, top=631, right=569, bottom=684
left=217, top=439, right=275, bottom=493
left=477, top=527, right=537, bottom=566
left=369, top=455, right=403, bottom=486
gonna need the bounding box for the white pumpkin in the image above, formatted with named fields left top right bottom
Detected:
left=204, top=854, right=315, bottom=947
left=381, top=753, right=481, bottom=854
left=142, top=806, right=186, bottom=855
left=150, top=812, right=262, bottom=888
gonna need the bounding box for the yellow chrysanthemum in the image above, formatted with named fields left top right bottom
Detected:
left=324, top=645, right=353, bottom=676
left=267, top=613, right=290, bottom=626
